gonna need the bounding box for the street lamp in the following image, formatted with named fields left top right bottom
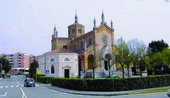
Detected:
left=139, top=57, right=142, bottom=77
left=161, top=67, right=164, bottom=75
left=0, top=59, right=2, bottom=78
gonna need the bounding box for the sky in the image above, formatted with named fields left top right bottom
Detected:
left=0, top=0, right=170, bottom=56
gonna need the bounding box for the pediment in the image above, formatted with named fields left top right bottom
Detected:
left=95, top=24, right=113, bottom=34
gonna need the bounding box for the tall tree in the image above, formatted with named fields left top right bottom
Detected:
left=29, top=59, right=39, bottom=78
left=116, top=37, right=129, bottom=78
left=124, top=53, right=134, bottom=77
left=162, top=48, right=170, bottom=74
left=149, top=52, right=163, bottom=75
left=149, top=40, right=168, bottom=54
left=0, top=56, right=11, bottom=73
left=144, top=49, right=151, bottom=77
left=127, top=39, right=147, bottom=76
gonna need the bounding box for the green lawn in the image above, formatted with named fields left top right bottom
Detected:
left=129, top=88, right=169, bottom=95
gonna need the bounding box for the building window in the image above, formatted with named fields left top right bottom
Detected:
left=78, top=29, right=82, bottom=34
left=51, top=65, right=55, bottom=74
left=89, top=38, right=92, bottom=46
left=64, top=58, right=70, bottom=61
left=51, top=58, right=55, bottom=62
left=80, top=41, right=83, bottom=49
left=72, top=29, right=75, bottom=34
left=10, top=55, right=13, bottom=57
left=74, top=44, right=76, bottom=50
left=63, top=45, right=67, bottom=49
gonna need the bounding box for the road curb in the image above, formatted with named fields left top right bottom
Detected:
left=61, top=91, right=129, bottom=96
left=44, top=85, right=129, bottom=96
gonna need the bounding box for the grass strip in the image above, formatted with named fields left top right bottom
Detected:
left=129, top=88, right=169, bottom=95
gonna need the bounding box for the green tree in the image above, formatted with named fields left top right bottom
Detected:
left=127, top=39, right=147, bottom=76
left=149, top=40, right=168, bottom=54
left=116, top=40, right=130, bottom=78
left=137, top=46, right=147, bottom=77
left=29, top=59, right=39, bottom=78
left=0, top=56, right=11, bottom=73
left=124, top=53, right=134, bottom=77
left=149, top=52, right=163, bottom=75
left=162, top=48, right=170, bottom=74
left=143, top=49, right=151, bottom=77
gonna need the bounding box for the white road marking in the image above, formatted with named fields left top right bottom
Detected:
left=10, top=85, right=14, bottom=88
left=15, top=76, right=27, bottom=98
left=20, top=87, right=27, bottom=98
left=0, top=85, right=26, bottom=88
left=0, top=92, right=8, bottom=97
left=5, top=86, right=8, bottom=88
left=0, top=86, right=3, bottom=88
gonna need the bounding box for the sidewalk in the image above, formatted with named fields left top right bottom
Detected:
left=36, top=82, right=170, bottom=96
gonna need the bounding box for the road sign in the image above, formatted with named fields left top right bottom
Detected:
left=37, top=69, right=41, bottom=74
left=37, top=71, right=41, bottom=74
left=46, top=70, right=50, bottom=74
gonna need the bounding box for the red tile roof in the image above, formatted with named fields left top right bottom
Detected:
left=58, top=37, right=69, bottom=40
left=45, top=48, right=76, bottom=54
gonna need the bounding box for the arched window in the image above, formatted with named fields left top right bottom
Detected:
left=51, top=65, right=55, bottom=74
left=80, top=41, right=83, bottom=49
left=51, top=58, right=55, bottom=62
left=64, top=58, right=70, bottom=61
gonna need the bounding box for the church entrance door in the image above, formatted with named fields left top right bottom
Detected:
left=104, top=60, right=108, bottom=70
left=104, top=54, right=111, bottom=71
left=64, top=69, right=69, bottom=78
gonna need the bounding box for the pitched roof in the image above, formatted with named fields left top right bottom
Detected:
left=58, top=37, right=69, bottom=40
left=45, top=48, right=76, bottom=54
left=96, top=23, right=113, bottom=31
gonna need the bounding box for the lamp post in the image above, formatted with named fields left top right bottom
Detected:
left=0, top=59, right=2, bottom=78
left=108, top=60, right=110, bottom=78
left=139, top=57, right=142, bottom=77
left=35, top=66, right=37, bottom=82
left=161, top=67, right=164, bottom=75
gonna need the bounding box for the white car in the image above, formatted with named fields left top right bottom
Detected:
left=167, top=89, right=170, bottom=97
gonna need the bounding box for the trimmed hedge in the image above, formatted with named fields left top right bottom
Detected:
left=36, top=76, right=52, bottom=84
left=32, top=74, right=52, bottom=84
left=50, top=75, right=170, bottom=91
left=51, top=77, right=84, bottom=90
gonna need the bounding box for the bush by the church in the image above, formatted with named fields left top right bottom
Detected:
left=51, top=77, right=84, bottom=90
left=35, top=75, right=53, bottom=84
left=50, top=75, right=170, bottom=91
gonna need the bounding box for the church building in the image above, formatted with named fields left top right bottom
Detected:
left=51, top=12, right=117, bottom=78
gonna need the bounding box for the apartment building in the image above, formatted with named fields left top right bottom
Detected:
left=0, top=53, right=38, bottom=74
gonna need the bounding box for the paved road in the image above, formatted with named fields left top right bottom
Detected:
left=0, top=75, right=169, bottom=98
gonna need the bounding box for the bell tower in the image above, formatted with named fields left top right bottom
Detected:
left=68, top=12, right=85, bottom=40
left=51, top=25, right=58, bottom=50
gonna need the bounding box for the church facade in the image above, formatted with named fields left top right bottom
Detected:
left=51, top=12, right=117, bottom=77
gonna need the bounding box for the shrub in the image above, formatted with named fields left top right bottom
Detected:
left=39, top=75, right=170, bottom=91
left=26, top=74, right=30, bottom=78
left=51, top=78, right=84, bottom=90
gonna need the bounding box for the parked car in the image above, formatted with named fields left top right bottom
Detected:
left=24, top=78, right=35, bottom=87
left=167, top=89, right=170, bottom=97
